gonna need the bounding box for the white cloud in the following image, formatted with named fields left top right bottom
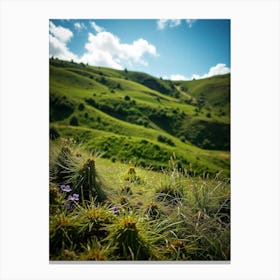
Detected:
left=91, top=21, right=104, bottom=33
left=49, top=21, right=157, bottom=69
left=186, top=19, right=197, bottom=28
left=49, top=21, right=73, bottom=43
left=167, top=63, right=230, bottom=81
left=80, top=31, right=157, bottom=69
left=207, top=63, right=230, bottom=77
left=157, top=19, right=181, bottom=30
left=49, top=21, right=77, bottom=61
left=170, top=74, right=189, bottom=81
left=74, top=22, right=86, bottom=31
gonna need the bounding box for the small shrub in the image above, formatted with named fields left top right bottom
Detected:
left=144, top=202, right=161, bottom=219
left=124, top=167, right=140, bottom=183
left=70, top=116, right=79, bottom=126
left=53, top=145, right=73, bottom=184
left=80, top=237, right=109, bottom=260
left=78, top=103, right=85, bottom=111
left=124, top=95, right=130, bottom=101
left=49, top=213, right=79, bottom=256
left=50, top=126, right=60, bottom=140
left=105, top=214, right=154, bottom=260
left=77, top=204, right=113, bottom=242
left=157, top=135, right=175, bottom=146
left=156, top=184, right=183, bottom=206
left=66, top=157, right=107, bottom=203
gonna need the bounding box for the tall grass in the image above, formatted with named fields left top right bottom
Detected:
left=49, top=140, right=230, bottom=261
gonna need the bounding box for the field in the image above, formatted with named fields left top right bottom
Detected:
left=49, top=58, right=230, bottom=261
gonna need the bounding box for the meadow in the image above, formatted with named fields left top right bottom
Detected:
left=49, top=58, right=230, bottom=261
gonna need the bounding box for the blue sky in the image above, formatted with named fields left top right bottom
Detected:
left=49, top=19, right=230, bottom=80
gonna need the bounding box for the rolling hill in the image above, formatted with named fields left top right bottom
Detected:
left=49, top=58, right=230, bottom=177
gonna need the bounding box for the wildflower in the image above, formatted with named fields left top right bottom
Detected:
left=60, top=185, right=72, bottom=192
left=113, top=205, right=119, bottom=215
left=68, top=193, right=79, bottom=201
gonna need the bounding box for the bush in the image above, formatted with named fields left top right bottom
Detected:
left=50, top=126, right=60, bottom=140
left=124, top=95, right=130, bottom=101
left=70, top=116, right=79, bottom=126
left=157, top=135, right=175, bottom=146
left=78, top=103, right=85, bottom=111
left=105, top=214, right=154, bottom=260
left=124, top=167, right=140, bottom=183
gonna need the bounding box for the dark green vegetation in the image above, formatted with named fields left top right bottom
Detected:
left=50, top=58, right=230, bottom=177
left=49, top=58, right=230, bottom=260
left=50, top=140, right=230, bottom=261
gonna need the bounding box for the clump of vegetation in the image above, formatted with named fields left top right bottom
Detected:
left=144, top=201, right=161, bottom=219
left=76, top=203, right=114, bottom=243
left=69, top=116, right=79, bottom=126
left=49, top=126, right=60, bottom=140
left=124, top=167, right=141, bottom=183
left=49, top=59, right=230, bottom=261
left=157, top=134, right=175, bottom=146
left=68, top=157, right=107, bottom=203
left=105, top=213, right=156, bottom=260
left=120, top=185, right=133, bottom=195
left=49, top=140, right=230, bottom=261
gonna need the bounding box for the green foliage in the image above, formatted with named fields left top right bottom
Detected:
left=49, top=126, right=60, bottom=140
left=144, top=201, right=161, bottom=219
left=157, top=134, right=175, bottom=146
left=105, top=213, right=155, bottom=260
left=50, top=95, right=74, bottom=121
left=124, top=95, right=130, bottom=101
left=69, top=116, right=79, bottom=126
left=181, top=120, right=230, bottom=150
left=78, top=103, right=85, bottom=111
left=49, top=140, right=230, bottom=261
left=120, top=185, right=133, bottom=195
left=76, top=203, right=113, bottom=242
left=67, top=157, right=107, bottom=203
left=49, top=212, right=79, bottom=256
left=49, top=58, right=230, bottom=175
left=49, top=59, right=230, bottom=260
left=124, top=167, right=140, bottom=183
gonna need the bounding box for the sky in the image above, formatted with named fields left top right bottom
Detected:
left=49, top=19, right=230, bottom=80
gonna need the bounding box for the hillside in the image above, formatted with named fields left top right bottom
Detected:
left=49, top=58, right=230, bottom=177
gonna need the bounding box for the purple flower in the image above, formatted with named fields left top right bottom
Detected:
left=68, top=193, right=79, bottom=201
left=60, top=185, right=72, bottom=192
left=113, top=205, right=119, bottom=215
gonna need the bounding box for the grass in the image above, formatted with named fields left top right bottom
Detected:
left=49, top=139, right=230, bottom=261
left=50, top=58, right=230, bottom=177
left=49, top=58, right=230, bottom=261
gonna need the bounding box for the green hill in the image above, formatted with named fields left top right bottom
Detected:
left=49, top=58, right=230, bottom=177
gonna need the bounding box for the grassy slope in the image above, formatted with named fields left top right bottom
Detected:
left=49, top=59, right=230, bottom=177
left=49, top=140, right=230, bottom=260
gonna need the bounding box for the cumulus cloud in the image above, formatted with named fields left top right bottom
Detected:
left=91, top=21, right=104, bottom=33
left=186, top=19, right=197, bottom=28
left=157, top=19, right=181, bottom=30
left=49, top=21, right=73, bottom=43
left=49, top=21, right=157, bottom=69
left=207, top=63, right=230, bottom=77
left=167, top=63, right=230, bottom=81
left=170, top=74, right=189, bottom=80
left=80, top=31, right=157, bottom=69
left=74, top=22, right=86, bottom=31
left=49, top=21, right=78, bottom=61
